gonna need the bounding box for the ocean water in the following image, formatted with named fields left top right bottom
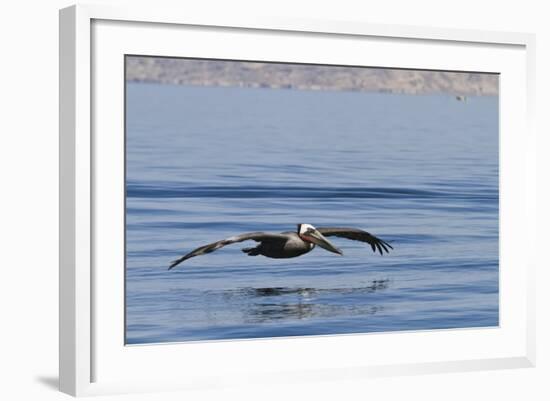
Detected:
left=125, top=82, right=499, bottom=344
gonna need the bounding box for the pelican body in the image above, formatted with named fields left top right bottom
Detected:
left=169, top=224, right=392, bottom=269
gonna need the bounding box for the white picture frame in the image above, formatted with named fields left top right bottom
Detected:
left=59, top=4, right=536, bottom=397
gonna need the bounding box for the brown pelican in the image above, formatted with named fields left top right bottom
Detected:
left=168, top=224, right=392, bottom=270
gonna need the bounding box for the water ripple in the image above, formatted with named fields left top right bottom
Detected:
left=127, top=183, right=496, bottom=201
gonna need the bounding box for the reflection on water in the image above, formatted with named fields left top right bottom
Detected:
left=221, top=280, right=390, bottom=322
left=246, top=303, right=383, bottom=323
left=228, top=280, right=390, bottom=298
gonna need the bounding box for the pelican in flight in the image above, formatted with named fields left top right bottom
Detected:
left=168, top=224, right=392, bottom=270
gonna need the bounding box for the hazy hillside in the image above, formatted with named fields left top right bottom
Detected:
left=126, top=56, right=498, bottom=96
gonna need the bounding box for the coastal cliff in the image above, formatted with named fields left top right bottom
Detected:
left=126, top=56, right=498, bottom=96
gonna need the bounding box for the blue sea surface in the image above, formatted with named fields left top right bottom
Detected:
left=125, top=82, right=499, bottom=344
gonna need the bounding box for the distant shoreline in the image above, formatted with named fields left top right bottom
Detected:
left=126, top=56, right=499, bottom=96
left=126, top=79, right=498, bottom=97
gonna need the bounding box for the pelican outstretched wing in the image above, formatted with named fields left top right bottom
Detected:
left=169, top=232, right=288, bottom=269
left=316, top=227, right=393, bottom=255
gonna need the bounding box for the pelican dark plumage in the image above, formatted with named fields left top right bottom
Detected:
left=168, top=224, right=392, bottom=270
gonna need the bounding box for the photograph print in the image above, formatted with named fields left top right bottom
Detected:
left=125, top=56, right=499, bottom=344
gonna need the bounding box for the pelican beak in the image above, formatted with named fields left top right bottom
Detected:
left=307, top=230, right=343, bottom=255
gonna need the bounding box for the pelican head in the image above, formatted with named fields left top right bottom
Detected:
left=297, top=224, right=343, bottom=255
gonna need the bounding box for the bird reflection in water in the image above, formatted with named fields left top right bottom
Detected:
left=248, top=280, right=389, bottom=297
left=221, top=279, right=390, bottom=323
